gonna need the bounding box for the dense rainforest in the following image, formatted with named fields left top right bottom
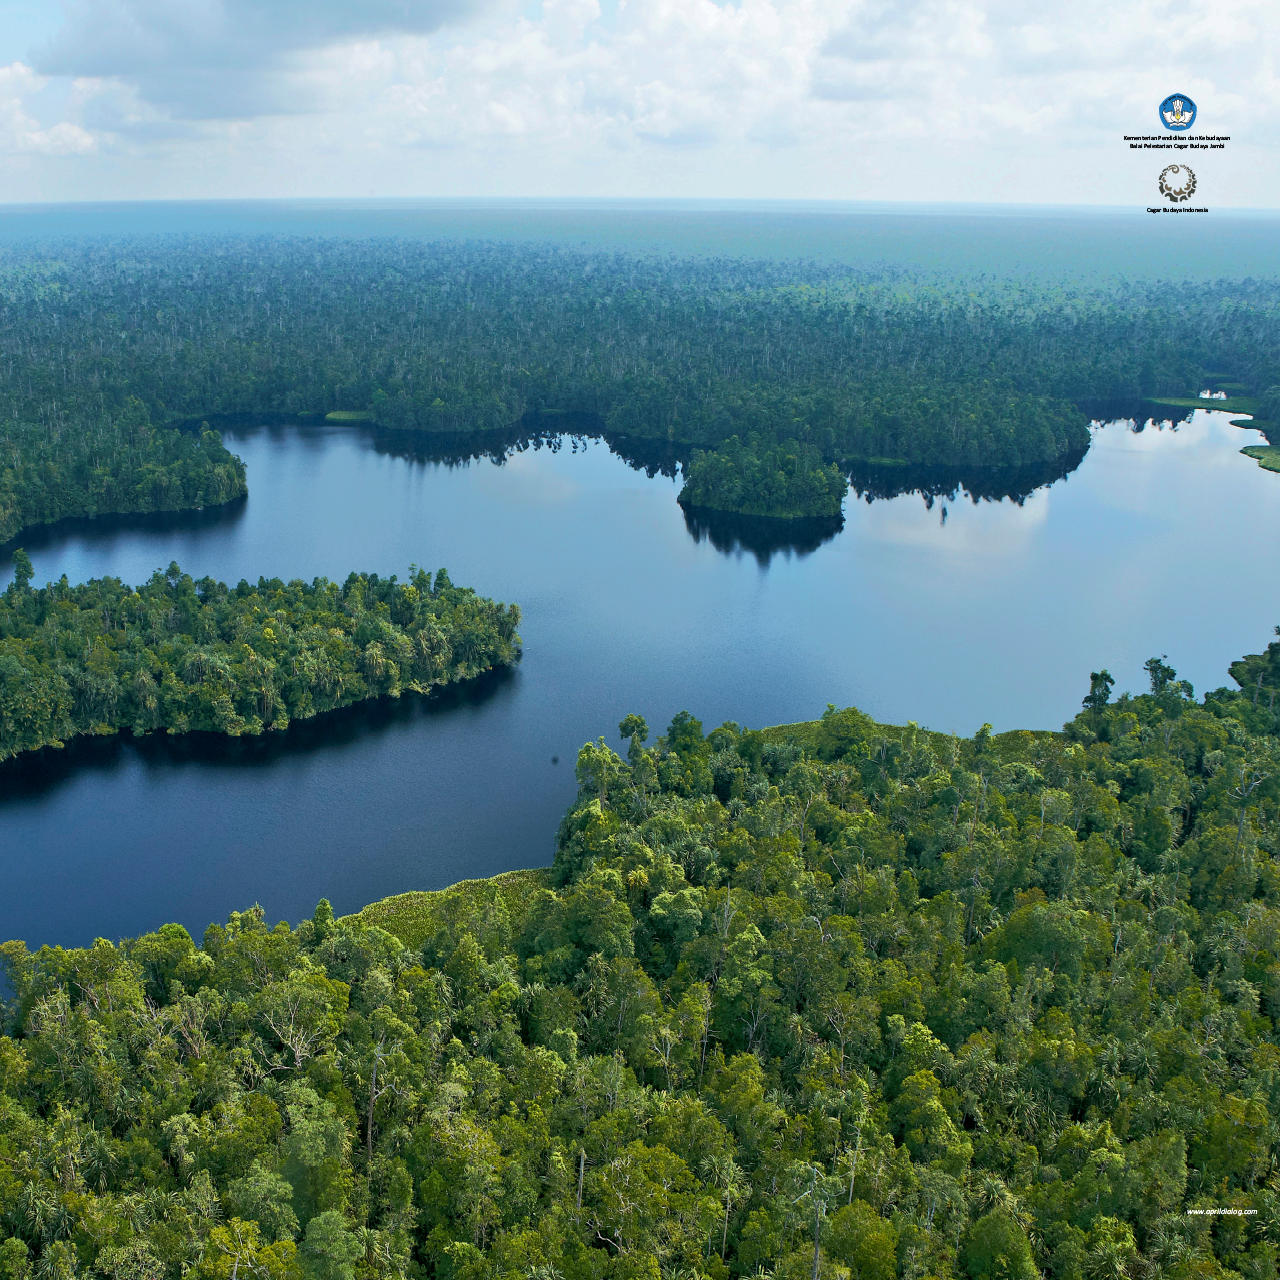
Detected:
left=0, top=557, right=520, bottom=761
left=678, top=436, right=847, bottom=520
left=4, top=635, right=1280, bottom=1280
left=2, top=238, right=1279, bottom=525
left=0, top=410, right=245, bottom=546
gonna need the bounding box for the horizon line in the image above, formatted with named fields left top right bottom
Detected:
left=3, top=196, right=1280, bottom=217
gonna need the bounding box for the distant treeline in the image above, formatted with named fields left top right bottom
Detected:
left=0, top=558, right=521, bottom=761
left=1, top=239, right=1278, bottom=523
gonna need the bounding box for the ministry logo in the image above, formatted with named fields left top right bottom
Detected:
left=1159, top=94, right=1197, bottom=131
left=1158, top=165, right=1197, bottom=202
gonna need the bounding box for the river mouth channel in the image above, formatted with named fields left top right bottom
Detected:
left=1, top=409, right=1276, bottom=947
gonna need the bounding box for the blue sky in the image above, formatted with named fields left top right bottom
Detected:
left=0, top=0, right=1275, bottom=204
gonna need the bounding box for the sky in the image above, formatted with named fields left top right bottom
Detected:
left=0, top=0, right=1277, bottom=205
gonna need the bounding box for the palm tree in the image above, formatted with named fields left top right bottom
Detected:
left=701, top=1153, right=747, bottom=1260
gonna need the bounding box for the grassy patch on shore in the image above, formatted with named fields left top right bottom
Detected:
left=757, top=713, right=1059, bottom=758
left=1242, top=444, right=1280, bottom=473
left=343, top=866, right=552, bottom=948
left=1147, top=394, right=1262, bottom=415
left=324, top=410, right=376, bottom=422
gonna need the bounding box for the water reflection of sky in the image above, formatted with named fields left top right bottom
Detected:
left=853, top=413, right=1267, bottom=556
left=4, top=410, right=1272, bottom=725
left=815, top=410, right=1276, bottom=723
left=2, top=408, right=1277, bottom=946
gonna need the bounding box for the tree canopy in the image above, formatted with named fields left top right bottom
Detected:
left=678, top=436, right=848, bottom=520
left=0, top=562, right=521, bottom=760
left=4, top=238, right=1278, bottom=525
left=4, top=636, right=1280, bottom=1280
left=0, top=411, right=245, bottom=545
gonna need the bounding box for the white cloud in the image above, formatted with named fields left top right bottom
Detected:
left=33, top=0, right=492, bottom=118
left=2, top=0, right=1278, bottom=200
left=0, top=62, right=95, bottom=153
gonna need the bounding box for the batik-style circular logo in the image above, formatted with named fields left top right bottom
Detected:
left=1159, top=94, right=1197, bottom=131
left=1158, top=165, right=1197, bottom=202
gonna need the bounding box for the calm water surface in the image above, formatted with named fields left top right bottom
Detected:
left=1, top=410, right=1276, bottom=946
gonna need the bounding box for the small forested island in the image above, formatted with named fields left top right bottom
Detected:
left=4, top=635, right=1280, bottom=1280
left=678, top=437, right=847, bottom=520
left=0, top=559, right=520, bottom=760
left=2, top=239, right=1279, bottom=527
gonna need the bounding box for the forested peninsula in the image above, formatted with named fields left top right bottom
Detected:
left=0, top=558, right=521, bottom=761
left=5, top=636, right=1280, bottom=1280
left=0, top=412, right=246, bottom=546
left=3, top=239, right=1280, bottom=526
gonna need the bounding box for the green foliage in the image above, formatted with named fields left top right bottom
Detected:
left=963, top=1212, right=1037, bottom=1280
left=5, top=640, right=1280, bottom=1280
left=827, top=1201, right=898, bottom=1280
left=0, top=1238, right=30, bottom=1280
left=1083, top=671, right=1114, bottom=712
left=224, top=1160, right=301, bottom=1242
left=679, top=436, right=848, bottom=519
left=300, top=1212, right=362, bottom=1280
left=13, top=241, right=1280, bottom=523
left=1229, top=630, right=1280, bottom=710
left=0, top=405, right=246, bottom=543
left=1240, top=444, right=1280, bottom=473
left=0, top=561, right=520, bottom=760
left=341, top=870, right=551, bottom=951
left=6, top=241, right=1280, bottom=520
left=198, top=1220, right=301, bottom=1280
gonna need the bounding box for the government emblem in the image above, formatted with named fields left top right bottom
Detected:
left=1158, top=165, right=1197, bottom=202
left=1159, top=94, right=1197, bottom=131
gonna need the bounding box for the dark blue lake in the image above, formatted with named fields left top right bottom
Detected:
left=1, top=408, right=1276, bottom=947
